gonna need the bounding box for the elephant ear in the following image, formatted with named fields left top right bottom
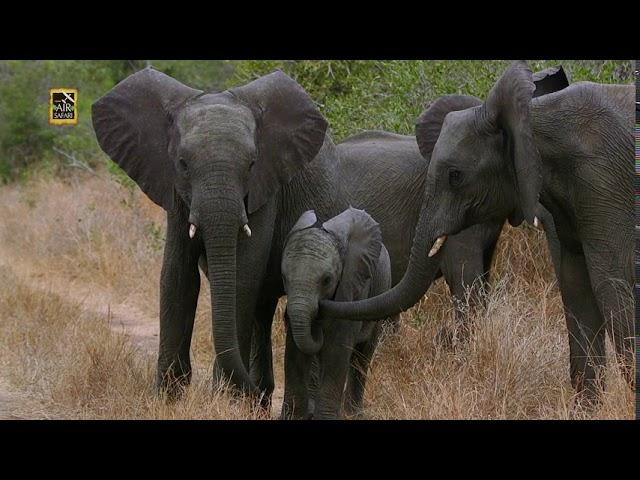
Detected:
left=532, top=65, right=569, bottom=98
left=323, top=207, right=382, bottom=302
left=478, top=60, right=541, bottom=225
left=92, top=67, right=202, bottom=211
left=415, top=95, right=483, bottom=160
left=288, top=210, right=318, bottom=237
left=229, top=70, right=328, bottom=214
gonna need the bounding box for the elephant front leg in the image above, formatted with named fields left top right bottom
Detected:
left=582, top=244, right=635, bottom=390
left=345, top=324, right=382, bottom=418
left=557, top=245, right=606, bottom=407
left=250, top=295, right=278, bottom=412
left=439, top=243, right=486, bottom=348
left=157, top=208, right=202, bottom=399
left=281, top=321, right=314, bottom=419
left=313, top=328, right=355, bottom=420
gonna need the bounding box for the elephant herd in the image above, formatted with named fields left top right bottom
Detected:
left=92, top=60, right=635, bottom=419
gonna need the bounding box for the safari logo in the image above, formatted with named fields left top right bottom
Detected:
left=49, top=88, right=79, bottom=125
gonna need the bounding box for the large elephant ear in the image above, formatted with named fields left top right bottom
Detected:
left=479, top=60, right=540, bottom=225
left=229, top=70, right=328, bottom=214
left=415, top=95, right=483, bottom=160
left=92, top=67, right=202, bottom=211
left=322, top=207, right=382, bottom=302
left=532, top=65, right=569, bottom=97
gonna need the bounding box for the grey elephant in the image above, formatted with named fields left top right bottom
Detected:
left=92, top=67, right=347, bottom=404
left=333, top=65, right=569, bottom=343
left=280, top=208, right=391, bottom=419
left=337, top=131, right=502, bottom=343
left=321, top=60, right=635, bottom=402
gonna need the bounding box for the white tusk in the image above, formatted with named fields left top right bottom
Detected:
left=189, top=224, right=196, bottom=239
left=533, top=216, right=540, bottom=229
left=428, top=235, right=447, bottom=257
left=243, top=224, right=252, bottom=237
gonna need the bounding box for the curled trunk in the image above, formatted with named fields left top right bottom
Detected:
left=319, top=195, right=442, bottom=321
left=287, top=297, right=324, bottom=355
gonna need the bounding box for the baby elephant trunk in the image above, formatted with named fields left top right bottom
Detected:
left=287, top=296, right=324, bottom=355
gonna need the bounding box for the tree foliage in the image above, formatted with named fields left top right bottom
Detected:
left=0, top=59, right=632, bottom=183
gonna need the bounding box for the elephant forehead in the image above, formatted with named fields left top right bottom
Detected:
left=179, top=103, right=255, bottom=139
left=283, top=230, right=341, bottom=273
left=434, top=109, right=483, bottom=161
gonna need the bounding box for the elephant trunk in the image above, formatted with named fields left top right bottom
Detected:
left=201, top=196, right=258, bottom=396
left=319, top=193, right=443, bottom=321
left=287, top=296, right=324, bottom=355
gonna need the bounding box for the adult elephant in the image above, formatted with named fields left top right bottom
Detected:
left=334, top=65, right=568, bottom=341
left=336, top=130, right=502, bottom=340
left=92, top=67, right=346, bottom=403
left=321, top=61, right=634, bottom=401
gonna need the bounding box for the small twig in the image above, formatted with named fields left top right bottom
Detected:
left=52, top=147, right=97, bottom=176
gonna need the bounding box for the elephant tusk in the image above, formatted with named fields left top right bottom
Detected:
left=242, top=224, right=252, bottom=237
left=189, top=224, right=197, bottom=239
left=428, top=235, right=447, bottom=257
left=533, top=216, right=541, bottom=229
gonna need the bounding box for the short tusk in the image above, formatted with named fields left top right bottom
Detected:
left=189, top=224, right=197, bottom=239
left=242, top=224, right=252, bottom=237
left=533, top=216, right=540, bottom=229
left=428, top=235, right=447, bottom=257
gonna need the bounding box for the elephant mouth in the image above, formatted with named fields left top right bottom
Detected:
left=187, top=212, right=252, bottom=240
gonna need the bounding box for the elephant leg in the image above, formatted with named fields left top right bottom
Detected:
left=557, top=245, right=607, bottom=405
left=582, top=244, right=635, bottom=389
left=281, top=321, right=314, bottom=419
left=157, top=208, right=202, bottom=399
left=313, top=327, right=356, bottom=420
left=481, top=230, right=501, bottom=298
left=439, top=244, right=485, bottom=347
left=344, top=324, right=382, bottom=418
left=249, top=294, right=278, bottom=411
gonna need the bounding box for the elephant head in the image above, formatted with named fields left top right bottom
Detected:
left=319, top=61, right=569, bottom=321
left=92, top=68, right=327, bottom=393
left=281, top=208, right=382, bottom=354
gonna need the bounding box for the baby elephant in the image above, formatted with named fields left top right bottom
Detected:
left=280, top=207, right=392, bottom=419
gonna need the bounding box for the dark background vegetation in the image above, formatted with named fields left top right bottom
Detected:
left=0, top=60, right=632, bottom=184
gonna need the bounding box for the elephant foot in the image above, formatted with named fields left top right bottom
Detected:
left=569, top=374, right=604, bottom=416
left=156, top=371, right=191, bottom=402
left=570, top=390, right=602, bottom=417
left=435, top=322, right=472, bottom=351
left=279, top=399, right=313, bottom=420
left=343, top=402, right=366, bottom=420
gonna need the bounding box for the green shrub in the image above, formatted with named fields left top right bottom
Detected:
left=0, top=60, right=235, bottom=183
left=0, top=60, right=632, bottom=184
left=231, top=60, right=634, bottom=142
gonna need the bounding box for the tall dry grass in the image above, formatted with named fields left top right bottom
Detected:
left=0, top=172, right=634, bottom=419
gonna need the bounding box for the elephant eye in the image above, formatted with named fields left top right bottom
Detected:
left=321, top=275, right=332, bottom=288
left=449, top=169, right=463, bottom=187
left=179, top=157, right=188, bottom=173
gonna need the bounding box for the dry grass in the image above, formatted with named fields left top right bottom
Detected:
left=0, top=172, right=634, bottom=419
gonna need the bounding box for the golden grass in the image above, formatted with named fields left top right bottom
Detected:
left=0, top=172, right=634, bottom=419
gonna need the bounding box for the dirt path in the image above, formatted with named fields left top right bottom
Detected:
left=0, top=245, right=285, bottom=418
left=0, top=378, right=54, bottom=420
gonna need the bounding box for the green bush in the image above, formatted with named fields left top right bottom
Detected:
left=0, top=60, right=235, bottom=183
left=0, top=60, right=632, bottom=184
left=231, top=60, right=634, bottom=142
